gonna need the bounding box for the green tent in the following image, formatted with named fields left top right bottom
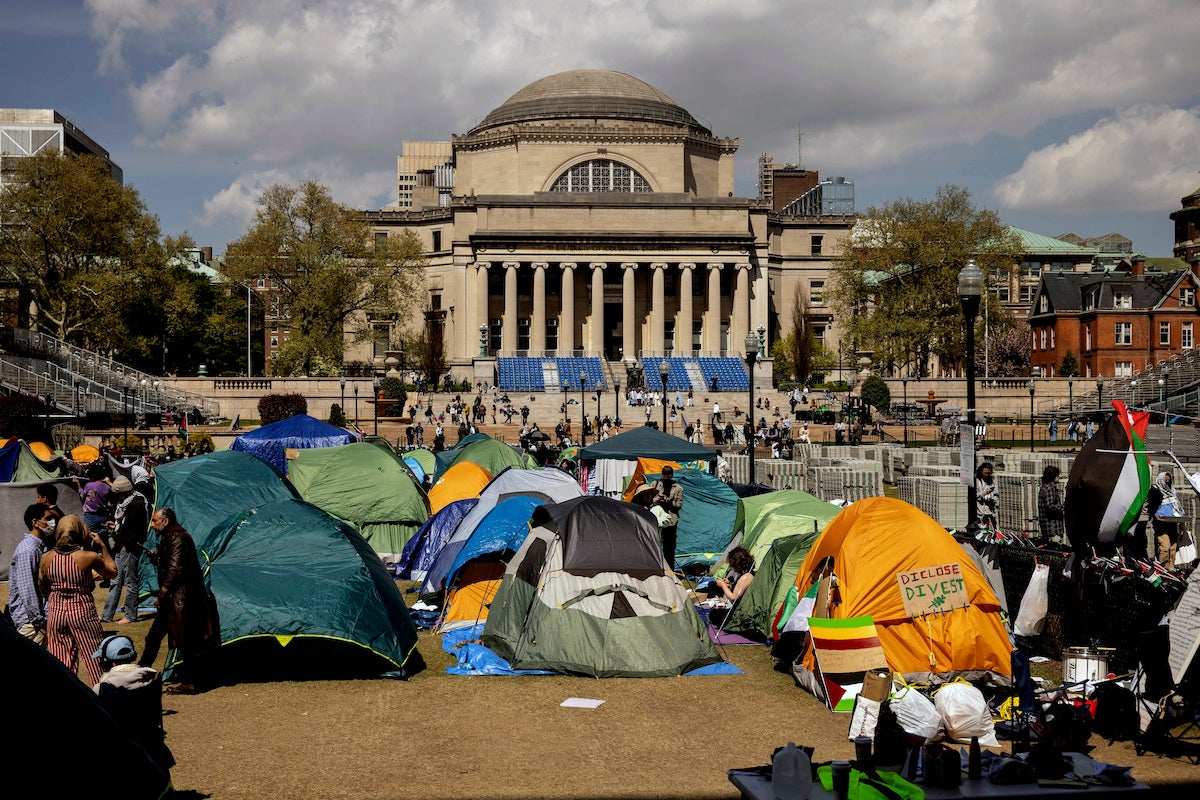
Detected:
left=730, top=489, right=840, bottom=569
left=576, top=425, right=716, bottom=463
left=482, top=496, right=721, bottom=677
left=289, top=442, right=430, bottom=563
left=13, top=441, right=66, bottom=481
left=722, top=532, right=820, bottom=639
left=434, top=435, right=529, bottom=481
left=192, top=497, right=424, bottom=681
left=404, top=448, right=437, bottom=478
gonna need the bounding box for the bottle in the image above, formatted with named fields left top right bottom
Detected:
left=968, top=736, right=982, bottom=780
left=773, top=742, right=811, bottom=800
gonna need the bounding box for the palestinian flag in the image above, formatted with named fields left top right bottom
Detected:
left=1063, top=400, right=1151, bottom=551
left=808, top=616, right=887, bottom=712
left=178, top=413, right=189, bottom=440
left=778, top=581, right=820, bottom=636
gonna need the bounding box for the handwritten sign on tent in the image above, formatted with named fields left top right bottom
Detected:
left=897, top=563, right=969, bottom=618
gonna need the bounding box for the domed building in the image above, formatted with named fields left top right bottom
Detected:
left=357, top=70, right=855, bottom=389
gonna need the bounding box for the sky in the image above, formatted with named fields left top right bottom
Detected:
left=4, top=0, right=1199, bottom=257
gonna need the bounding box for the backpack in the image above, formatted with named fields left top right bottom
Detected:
left=1091, top=682, right=1140, bottom=740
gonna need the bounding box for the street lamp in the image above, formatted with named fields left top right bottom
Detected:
left=901, top=376, right=909, bottom=446
left=1159, top=376, right=1166, bottom=426
left=595, top=387, right=602, bottom=434
left=373, top=375, right=381, bottom=436
left=1068, top=375, right=1074, bottom=421
left=353, top=382, right=359, bottom=428
left=614, top=378, right=621, bottom=424
left=579, top=372, right=587, bottom=445
left=1096, top=374, right=1104, bottom=412
left=745, top=332, right=760, bottom=487
left=339, top=371, right=346, bottom=420
left=1028, top=377, right=1036, bottom=453
left=658, top=360, right=670, bottom=432
left=958, top=259, right=983, bottom=535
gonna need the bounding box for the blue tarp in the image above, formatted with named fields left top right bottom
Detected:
left=229, top=414, right=356, bottom=474
left=394, top=498, right=477, bottom=582
left=443, top=495, right=542, bottom=584
left=0, top=439, right=19, bottom=483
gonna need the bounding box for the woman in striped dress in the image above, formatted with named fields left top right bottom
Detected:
left=38, top=515, right=117, bottom=684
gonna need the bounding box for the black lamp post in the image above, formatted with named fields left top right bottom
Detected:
left=958, top=259, right=983, bottom=535
left=1068, top=375, right=1074, bottom=421
left=579, top=372, right=587, bottom=445
left=1159, top=377, right=1166, bottom=426
left=745, top=332, right=760, bottom=487
left=595, top=387, right=602, bottom=433
left=353, top=382, right=359, bottom=428
left=1096, top=374, right=1103, bottom=412
left=901, top=376, right=909, bottom=446
left=614, top=378, right=621, bottom=424
left=1028, top=376, right=1036, bottom=453
left=339, top=371, right=346, bottom=420
left=658, top=360, right=670, bottom=432
left=123, top=386, right=130, bottom=446
left=373, top=375, right=381, bottom=436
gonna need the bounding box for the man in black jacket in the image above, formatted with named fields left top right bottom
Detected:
left=100, top=476, right=149, bottom=624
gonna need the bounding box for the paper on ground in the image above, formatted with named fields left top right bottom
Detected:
left=561, top=697, right=604, bottom=708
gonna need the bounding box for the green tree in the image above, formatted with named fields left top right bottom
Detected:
left=860, top=375, right=891, bottom=414
left=0, top=152, right=174, bottom=347
left=1059, top=350, right=1079, bottom=377
left=788, top=283, right=816, bottom=382
left=830, top=185, right=1023, bottom=376
left=222, top=181, right=427, bottom=376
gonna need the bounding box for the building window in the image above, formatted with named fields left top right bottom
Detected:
left=810, top=280, right=824, bottom=305
left=256, top=278, right=266, bottom=289
left=1182, top=288, right=1196, bottom=307
left=1114, top=322, right=1132, bottom=345
left=1031, top=331, right=1038, bottom=352
left=1115, top=361, right=1133, bottom=378
left=517, top=317, right=531, bottom=350
left=1160, top=322, right=1171, bottom=346
left=812, top=324, right=825, bottom=343
left=1039, top=329, right=1047, bottom=349
left=372, top=323, right=389, bottom=358
left=546, top=318, right=558, bottom=351
left=1019, top=285, right=1035, bottom=303
left=811, top=235, right=823, bottom=256
left=432, top=230, right=442, bottom=251
left=1113, top=291, right=1132, bottom=309
left=1038, top=295, right=1048, bottom=313
left=1050, top=329, right=1055, bottom=348
left=1085, top=326, right=1091, bottom=351
left=664, top=320, right=675, bottom=351
left=996, top=286, right=1010, bottom=302
left=1184, top=323, right=1194, bottom=350
left=270, top=337, right=278, bottom=348
left=549, top=159, right=652, bottom=193
left=374, top=232, right=388, bottom=250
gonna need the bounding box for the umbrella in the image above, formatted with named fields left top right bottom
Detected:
left=527, top=430, right=551, bottom=442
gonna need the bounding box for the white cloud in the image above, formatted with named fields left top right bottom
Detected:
left=993, top=105, right=1200, bottom=212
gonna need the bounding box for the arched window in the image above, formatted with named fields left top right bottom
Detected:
left=550, top=159, right=652, bottom=193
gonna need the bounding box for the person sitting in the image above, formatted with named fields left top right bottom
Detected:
left=93, top=634, right=175, bottom=771
left=705, top=547, right=755, bottom=627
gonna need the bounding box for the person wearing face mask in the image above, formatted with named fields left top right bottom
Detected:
left=7, top=504, right=56, bottom=644
left=38, top=515, right=116, bottom=684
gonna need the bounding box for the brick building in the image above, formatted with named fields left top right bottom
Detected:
left=1029, top=255, right=1200, bottom=379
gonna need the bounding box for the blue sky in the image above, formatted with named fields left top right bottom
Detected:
left=5, top=0, right=1199, bottom=257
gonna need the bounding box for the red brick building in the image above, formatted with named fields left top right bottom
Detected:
left=1029, top=257, right=1200, bottom=379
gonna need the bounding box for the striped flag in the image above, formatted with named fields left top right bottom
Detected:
left=1064, top=400, right=1151, bottom=550
left=779, top=582, right=820, bottom=636
left=808, top=616, right=887, bottom=712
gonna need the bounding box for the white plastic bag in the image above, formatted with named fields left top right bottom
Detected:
left=848, top=695, right=880, bottom=740
left=1013, top=563, right=1049, bottom=637
left=889, top=683, right=941, bottom=742
left=933, top=681, right=999, bottom=746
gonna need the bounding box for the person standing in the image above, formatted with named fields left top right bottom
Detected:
left=74, top=465, right=113, bottom=532
left=9, top=504, right=54, bottom=644
left=1146, top=471, right=1181, bottom=566
left=139, top=507, right=218, bottom=694
left=37, top=483, right=64, bottom=520
left=38, top=515, right=116, bottom=684
left=1037, top=465, right=1065, bottom=546
left=101, top=476, right=149, bottom=624
left=975, top=462, right=999, bottom=531
left=650, top=466, right=684, bottom=570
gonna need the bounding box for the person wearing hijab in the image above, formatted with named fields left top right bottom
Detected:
left=1146, top=470, right=1181, bottom=566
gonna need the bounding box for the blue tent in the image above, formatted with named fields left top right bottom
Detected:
left=441, top=495, right=543, bottom=588
left=395, top=498, right=478, bottom=582
left=229, top=414, right=357, bottom=474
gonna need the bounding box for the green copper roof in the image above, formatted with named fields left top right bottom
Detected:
left=1006, top=226, right=1099, bottom=256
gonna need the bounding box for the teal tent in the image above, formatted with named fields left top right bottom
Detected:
left=289, top=442, right=430, bottom=563
left=641, top=468, right=739, bottom=568
left=577, top=426, right=716, bottom=464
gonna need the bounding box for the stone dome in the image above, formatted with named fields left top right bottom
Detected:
left=470, top=69, right=709, bottom=135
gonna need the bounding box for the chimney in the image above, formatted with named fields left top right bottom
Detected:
left=1190, top=254, right=1200, bottom=278
left=1131, top=253, right=1146, bottom=276
left=201, top=246, right=213, bottom=263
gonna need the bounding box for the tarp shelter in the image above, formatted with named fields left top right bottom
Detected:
left=229, top=414, right=357, bottom=474
left=0, top=477, right=83, bottom=580
left=396, top=499, right=478, bottom=582
left=578, top=426, right=716, bottom=497
left=428, top=461, right=492, bottom=514
left=0, top=439, right=68, bottom=482
left=624, top=463, right=739, bottom=568
left=434, top=434, right=529, bottom=481
left=191, top=497, right=424, bottom=681
left=727, top=489, right=841, bottom=569
left=481, top=496, right=722, bottom=677
left=786, top=497, right=1011, bottom=692
left=421, top=467, right=584, bottom=595
left=722, top=532, right=820, bottom=640
left=3, top=622, right=172, bottom=796
left=289, top=442, right=430, bottom=563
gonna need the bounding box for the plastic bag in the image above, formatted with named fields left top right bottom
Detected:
left=1176, top=529, right=1197, bottom=567
left=848, top=695, right=880, bottom=740
left=933, top=680, right=999, bottom=746
left=1013, top=563, right=1049, bottom=637
left=888, top=682, right=941, bottom=742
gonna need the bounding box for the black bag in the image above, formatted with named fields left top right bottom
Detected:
left=1039, top=700, right=1092, bottom=752
left=872, top=700, right=911, bottom=771
left=1091, top=683, right=1140, bottom=741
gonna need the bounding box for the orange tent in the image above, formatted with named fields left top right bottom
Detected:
left=28, top=441, right=56, bottom=461
left=427, top=461, right=492, bottom=514
left=791, top=497, right=1011, bottom=685
left=620, top=457, right=683, bottom=502
left=71, top=444, right=101, bottom=464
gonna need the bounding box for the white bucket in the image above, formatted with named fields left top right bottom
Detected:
left=1062, top=647, right=1107, bottom=690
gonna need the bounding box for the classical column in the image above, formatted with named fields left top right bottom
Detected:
left=531, top=262, right=548, bottom=353
left=678, top=263, right=695, bottom=353
left=732, top=262, right=751, bottom=349
left=650, top=263, right=667, bottom=352
left=622, top=263, right=638, bottom=360
left=705, top=263, right=722, bottom=351
left=502, top=261, right=519, bottom=352
left=590, top=263, right=605, bottom=354
left=559, top=262, right=576, bottom=355
left=475, top=262, right=490, bottom=354
left=463, top=262, right=476, bottom=359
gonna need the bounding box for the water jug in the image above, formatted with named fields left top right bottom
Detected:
left=773, top=742, right=810, bottom=800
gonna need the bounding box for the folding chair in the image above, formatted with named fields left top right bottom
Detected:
left=1132, top=625, right=1200, bottom=763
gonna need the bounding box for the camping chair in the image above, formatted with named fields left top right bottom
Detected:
left=97, top=675, right=176, bottom=770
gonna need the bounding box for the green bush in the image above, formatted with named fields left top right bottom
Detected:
left=258, top=393, right=308, bottom=426
left=860, top=376, right=891, bottom=412
left=186, top=432, right=215, bottom=451
left=328, top=403, right=348, bottom=427
left=113, top=433, right=143, bottom=453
